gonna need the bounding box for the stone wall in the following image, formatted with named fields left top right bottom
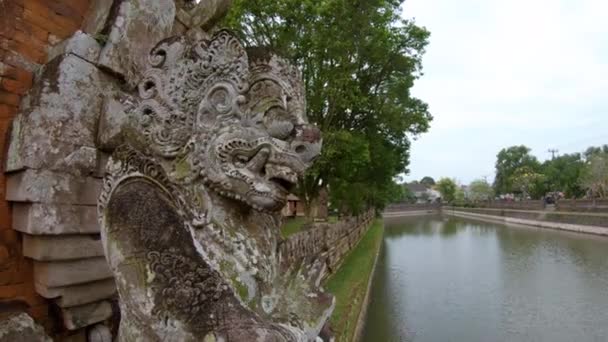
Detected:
left=1, top=1, right=236, bottom=340
left=444, top=207, right=608, bottom=236
left=1, top=0, right=93, bottom=338
left=280, top=211, right=375, bottom=280
left=556, top=199, right=608, bottom=213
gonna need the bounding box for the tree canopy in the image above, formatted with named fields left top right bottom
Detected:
left=420, top=176, right=436, bottom=187
left=493, top=145, right=541, bottom=195
left=542, top=153, right=585, bottom=198
left=225, top=0, right=432, bottom=213
left=436, top=178, right=457, bottom=203
left=468, top=178, right=493, bottom=201
left=581, top=152, right=608, bottom=198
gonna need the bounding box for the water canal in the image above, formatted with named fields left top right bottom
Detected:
left=362, top=215, right=608, bottom=342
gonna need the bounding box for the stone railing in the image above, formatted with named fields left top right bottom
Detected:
left=384, top=203, right=441, bottom=212
left=280, top=210, right=375, bottom=278
left=465, top=200, right=546, bottom=210
left=556, top=199, right=608, bottom=213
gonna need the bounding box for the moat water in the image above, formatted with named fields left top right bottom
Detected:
left=362, top=215, right=608, bottom=342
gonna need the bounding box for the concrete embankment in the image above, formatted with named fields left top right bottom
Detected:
left=444, top=207, right=608, bottom=236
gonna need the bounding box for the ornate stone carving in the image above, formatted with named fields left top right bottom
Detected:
left=98, top=30, right=331, bottom=341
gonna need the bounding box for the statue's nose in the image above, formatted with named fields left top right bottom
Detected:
left=291, top=125, right=322, bottom=164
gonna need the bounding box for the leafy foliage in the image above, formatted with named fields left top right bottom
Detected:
left=401, top=184, right=417, bottom=203
left=420, top=176, right=436, bottom=187
left=542, top=153, right=585, bottom=198
left=468, top=178, right=494, bottom=201
left=510, top=166, right=546, bottom=199
left=436, top=178, right=457, bottom=203
left=224, top=0, right=432, bottom=213
left=581, top=152, right=608, bottom=198
left=493, top=145, right=541, bottom=195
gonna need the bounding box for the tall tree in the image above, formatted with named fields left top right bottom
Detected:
left=493, top=145, right=540, bottom=195
left=468, top=178, right=494, bottom=201
left=581, top=153, right=608, bottom=198
left=420, top=176, right=436, bottom=187
left=542, top=153, right=585, bottom=198
left=510, top=166, right=546, bottom=199
left=584, top=145, right=608, bottom=159
left=436, top=178, right=457, bottom=203
left=224, top=0, right=432, bottom=213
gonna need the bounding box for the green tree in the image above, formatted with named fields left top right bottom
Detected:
left=510, top=166, right=546, bottom=199
left=401, top=183, right=417, bottom=203
left=225, top=0, right=432, bottom=214
left=542, top=153, right=585, bottom=198
left=493, top=145, right=540, bottom=195
left=420, top=176, right=436, bottom=187
left=580, top=153, right=608, bottom=198
left=436, top=178, right=457, bottom=203
left=468, top=178, right=494, bottom=201
left=584, top=145, right=608, bottom=159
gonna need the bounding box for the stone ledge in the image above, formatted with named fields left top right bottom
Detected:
left=35, top=278, right=116, bottom=308
left=6, top=169, right=101, bottom=205
left=61, top=300, right=113, bottom=331
left=23, top=234, right=103, bottom=261
left=47, top=31, right=102, bottom=64
left=13, top=203, right=99, bottom=235
left=33, top=257, right=111, bottom=288
left=5, top=53, right=113, bottom=173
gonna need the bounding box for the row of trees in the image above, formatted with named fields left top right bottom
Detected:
left=493, top=145, right=608, bottom=199
left=225, top=0, right=432, bottom=214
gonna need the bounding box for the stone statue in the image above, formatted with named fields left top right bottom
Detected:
left=98, top=30, right=333, bottom=341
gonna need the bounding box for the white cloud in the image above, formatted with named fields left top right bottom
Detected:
left=401, top=0, right=608, bottom=184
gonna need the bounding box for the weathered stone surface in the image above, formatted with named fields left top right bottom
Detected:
left=96, top=97, right=128, bottom=152
left=175, top=0, right=233, bottom=29
left=47, top=31, right=102, bottom=64
left=35, top=278, right=116, bottom=308
left=99, top=30, right=330, bottom=341
left=62, top=300, right=113, bottom=330
left=34, top=257, right=111, bottom=287
left=13, top=203, right=99, bottom=235
left=0, top=313, right=51, bottom=342
left=98, top=0, right=176, bottom=87
left=82, top=0, right=115, bottom=36
left=23, top=234, right=103, bottom=261
left=88, top=323, right=112, bottom=342
left=5, top=54, right=116, bottom=173
left=6, top=170, right=101, bottom=205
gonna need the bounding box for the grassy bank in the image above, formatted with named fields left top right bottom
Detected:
left=281, top=217, right=308, bottom=238
left=325, top=219, right=384, bottom=342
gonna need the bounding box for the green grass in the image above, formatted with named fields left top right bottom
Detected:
left=281, top=217, right=308, bottom=238
left=325, top=219, right=384, bottom=342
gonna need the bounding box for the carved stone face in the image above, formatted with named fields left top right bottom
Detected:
left=201, top=53, right=321, bottom=212
left=130, top=32, right=321, bottom=213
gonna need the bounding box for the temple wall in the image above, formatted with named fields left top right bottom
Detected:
left=0, top=1, right=228, bottom=340
left=280, top=210, right=375, bottom=280
left=1, top=1, right=94, bottom=339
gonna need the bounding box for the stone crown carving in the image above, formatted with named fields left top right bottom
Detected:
left=98, top=30, right=331, bottom=341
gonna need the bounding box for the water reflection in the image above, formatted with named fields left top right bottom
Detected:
left=362, top=215, right=608, bottom=342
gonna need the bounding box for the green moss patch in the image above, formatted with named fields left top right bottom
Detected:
left=325, top=219, right=384, bottom=342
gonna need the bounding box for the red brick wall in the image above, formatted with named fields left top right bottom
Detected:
left=0, top=0, right=91, bottom=331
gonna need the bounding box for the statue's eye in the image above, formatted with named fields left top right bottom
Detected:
left=234, top=154, right=250, bottom=168
left=264, top=107, right=295, bottom=140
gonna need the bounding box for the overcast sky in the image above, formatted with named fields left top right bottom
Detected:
left=401, top=0, right=608, bottom=185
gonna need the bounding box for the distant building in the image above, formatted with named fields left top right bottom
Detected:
left=282, top=194, right=305, bottom=217
left=407, top=183, right=441, bottom=203
left=281, top=189, right=329, bottom=220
